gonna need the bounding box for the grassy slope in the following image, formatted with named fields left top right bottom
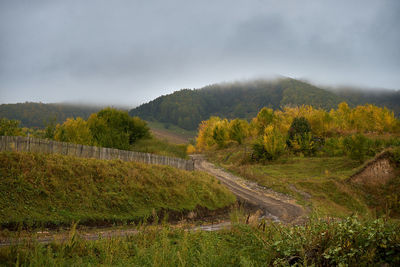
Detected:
left=131, top=137, right=188, bottom=159
left=0, top=151, right=235, bottom=228
left=147, top=121, right=197, bottom=142
left=205, top=146, right=373, bottom=217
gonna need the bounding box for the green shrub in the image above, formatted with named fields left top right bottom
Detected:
left=322, top=137, right=345, bottom=157
left=289, top=132, right=319, bottom=156
left=251, top=138, right=270, bottom=161
left=270, top=216, right=400, bottom=266
left=342, top=134, right=373, bottom=162
left=288, top=116, right=312, bottom=142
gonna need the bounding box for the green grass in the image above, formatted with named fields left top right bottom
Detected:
left=1, top=216, right=399, bottom=266
left=131, top=137, right=188, bottom=159
left=0, top=151, right=235, bottom=228
left=205, top=146, right=373, bottom=217
left=146, top=121, right=197, bottom=139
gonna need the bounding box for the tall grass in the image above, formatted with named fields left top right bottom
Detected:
left=1, top=216, right=399, bottom=266
left=0, top=151, right=235, bottom=229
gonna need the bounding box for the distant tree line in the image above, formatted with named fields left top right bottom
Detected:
left=0, top=102, right=101, bottom=128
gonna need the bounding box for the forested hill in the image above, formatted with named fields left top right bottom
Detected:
left=333, top=88, right=400, bottom=116
left=0, top=102, right=102, bottom=128
left=129, top=78, right=400, bottom=131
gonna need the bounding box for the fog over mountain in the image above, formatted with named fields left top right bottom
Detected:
left=1, top=0, right=399, bottom=106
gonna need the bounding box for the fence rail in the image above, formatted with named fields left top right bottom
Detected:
left=0, top=136, right=194, bottom=171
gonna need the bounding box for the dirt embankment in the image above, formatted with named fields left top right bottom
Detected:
left=349, top=150, right=399, bottom=186
left=191, top=155, right=306, bottom=224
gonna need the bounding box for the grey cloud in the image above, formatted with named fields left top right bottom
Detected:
left=0, top=0, right=399, bottom=106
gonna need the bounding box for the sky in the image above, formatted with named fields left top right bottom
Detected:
left=1, top=0, right=399, bottom=107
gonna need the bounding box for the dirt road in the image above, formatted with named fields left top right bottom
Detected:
left=191, top=155, right=305, bottom=224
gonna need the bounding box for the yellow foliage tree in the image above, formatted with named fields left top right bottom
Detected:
left=54, top=117, right=93, bottom=145
left=196, top=116, right=222, bottom=151
left=262, top=125, right=287, bottom=160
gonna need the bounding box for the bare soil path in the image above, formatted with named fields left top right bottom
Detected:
left=191, top=155, right=306, bottom=224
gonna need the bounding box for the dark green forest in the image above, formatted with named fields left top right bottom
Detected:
left=0, top=102, right=102, bottom=128
left=129, top=78, right=400, bottom=130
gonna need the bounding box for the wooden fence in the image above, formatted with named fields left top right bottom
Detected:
left=0, top=136, right=194, bottom=171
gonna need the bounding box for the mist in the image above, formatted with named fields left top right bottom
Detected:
left=1, top=0, right=399, bottom=106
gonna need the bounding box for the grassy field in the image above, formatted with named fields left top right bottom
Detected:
left=204, top=146, right=381, bottom=218
left=147, top=121, right=197, bottom=143
left=1, top=216, right=399, bottom=266
left=131, top=137, right=188, bottom=159
left=0, top=151, right=235, bottom=229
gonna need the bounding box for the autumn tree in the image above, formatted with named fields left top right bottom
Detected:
left=228, top=119, right=249, bottom=144
left=54, top=117, right=93, bottom=145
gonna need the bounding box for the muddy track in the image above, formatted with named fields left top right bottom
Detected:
left=0, top=222, right=232, bottom=247
left=191, top=155, right=306, bottom=224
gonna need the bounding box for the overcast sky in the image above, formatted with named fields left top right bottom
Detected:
left=1, top=0, right=399, bottom=107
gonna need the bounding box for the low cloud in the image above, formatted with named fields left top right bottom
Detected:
left=1, top=0, right=399, bottom=105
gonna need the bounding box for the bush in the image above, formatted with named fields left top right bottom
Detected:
left=270, top=216, right=400, bottom=266
left=289, top=132, right=319, bottom=156
left=0, top=118, right=23, bottom=136
left=287, top=117, right=321, bottom=155
left=252, top=138, right=269, bottom=161
left=88, top=108, right=150, bottom=150
left=322, top=137, right=345, bottom=157
left=342, top=134, right=373, bottom=162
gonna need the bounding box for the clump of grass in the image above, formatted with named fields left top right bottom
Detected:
left=0, top=151, right=235, bottom=229
left=131, top=137, right=188, bottom=159
left=1, top=216, right=399, bottom=266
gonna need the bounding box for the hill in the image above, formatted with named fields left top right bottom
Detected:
left=0, top=102, right=102, bottom=128
left=129, top=78, right=400, bottom=131
left=0, top=151, right=235, bottom=228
